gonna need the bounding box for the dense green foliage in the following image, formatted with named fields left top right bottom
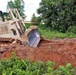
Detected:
left=37, top=0, right=76, bottom=32
left=0, top=53, right=76, bottom=75
left=7, top=0, right=25, bottom=19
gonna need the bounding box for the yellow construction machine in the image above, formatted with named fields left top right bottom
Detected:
left=0, top=9, right=40, bottom=47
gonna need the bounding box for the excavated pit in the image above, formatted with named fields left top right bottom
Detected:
left=0, top=37, right=76, bottom=67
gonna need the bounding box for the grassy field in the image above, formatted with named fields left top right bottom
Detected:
left=26, top=23, right=76, bottom=39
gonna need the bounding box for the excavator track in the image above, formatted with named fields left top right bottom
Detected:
left=0, top=37, right=22, bottom=45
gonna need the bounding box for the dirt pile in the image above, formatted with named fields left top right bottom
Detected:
left=0, top=38, right=76, bottom=67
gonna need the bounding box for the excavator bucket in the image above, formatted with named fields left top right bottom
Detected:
left=20, top=26, right=40, bottom=47
left=25, top=26, right=40, bottom=47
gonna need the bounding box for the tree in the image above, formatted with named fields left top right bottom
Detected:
left=37, top=0, right=61, bottom=30
left=37, top=0, right=76, bottom=32
left=7, top=0, right=25, bottom=19
left=31, top=13, right=37, bottom=24
left=31, top=13, right=42, bottom=25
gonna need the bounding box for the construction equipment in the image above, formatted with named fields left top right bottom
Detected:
left=0, top=9, right=40, bottom=47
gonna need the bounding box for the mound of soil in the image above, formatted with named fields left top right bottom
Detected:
left=0, top=37, right=76, bottom=67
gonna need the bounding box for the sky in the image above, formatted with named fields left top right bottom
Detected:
left=0, top=0, right=41, bottom=21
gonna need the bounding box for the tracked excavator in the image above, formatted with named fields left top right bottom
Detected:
left=0, top=9, right=40, bottom=47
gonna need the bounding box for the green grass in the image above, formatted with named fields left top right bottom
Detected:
left=25, top=23, right=76, bottom=39
left=39, top=27, right=76, bottom=39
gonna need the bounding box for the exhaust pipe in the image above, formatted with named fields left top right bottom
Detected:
left=0, top=11, right=5, bottom=22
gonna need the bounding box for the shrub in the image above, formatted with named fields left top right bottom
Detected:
left=67, top=26, right=76, bottom=34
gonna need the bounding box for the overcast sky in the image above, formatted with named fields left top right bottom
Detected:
left=0, top=0, right=41, bottom=21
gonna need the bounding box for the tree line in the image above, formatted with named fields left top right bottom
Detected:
left=37, top=0, right=76, bottom=33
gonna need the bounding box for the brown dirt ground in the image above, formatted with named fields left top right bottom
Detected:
left=0, top=37, right=76, bottom=67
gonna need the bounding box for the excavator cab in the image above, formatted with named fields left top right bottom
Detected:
left=0, top=9, right=40, bottom=47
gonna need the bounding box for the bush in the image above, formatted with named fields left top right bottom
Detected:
left=0, top=57, right=76, bottom=75
left=68, top=26, right=76, bottom=34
